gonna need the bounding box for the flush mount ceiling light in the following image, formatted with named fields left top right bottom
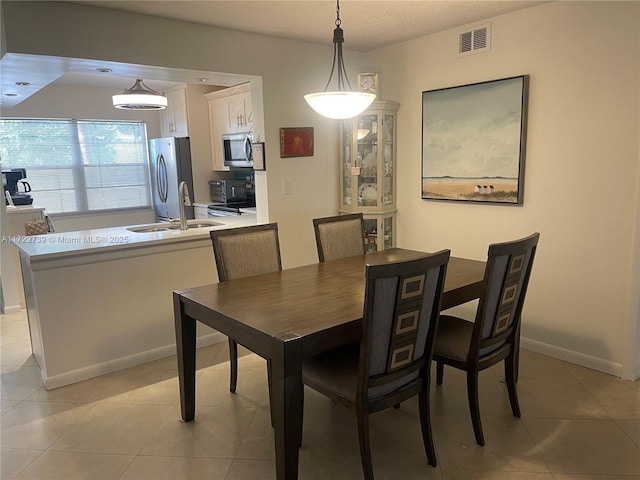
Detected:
left=304, top=0, right=375, bottom=120
left=112, top=79, right=167, bottom=110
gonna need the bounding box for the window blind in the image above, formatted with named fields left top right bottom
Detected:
left=0, top=119, right=151, bottom=214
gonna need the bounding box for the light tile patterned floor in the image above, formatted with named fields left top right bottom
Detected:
left=2, top=309, right=639, bottom=479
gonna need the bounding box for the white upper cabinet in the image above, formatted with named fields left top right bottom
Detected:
left=227, top=91, right=252, bottom=133
left=205, top=83, right=252, bottom=171
left=160, top=87, right=188, bottom=137
left=208, top=97, right=230, bottom=171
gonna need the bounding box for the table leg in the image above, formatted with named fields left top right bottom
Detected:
left=270, top=336, right=303, bottom=480
left=174, top=291, right=196, bottom=422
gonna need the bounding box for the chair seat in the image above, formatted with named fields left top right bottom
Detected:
left=302, top=343, right=360, bottom=402
left=434, top=315, right=473, bottom=362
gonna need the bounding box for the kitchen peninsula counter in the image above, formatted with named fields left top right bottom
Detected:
left=14, top=214, right=257, bottom=389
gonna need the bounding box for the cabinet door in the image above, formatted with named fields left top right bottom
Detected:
left=160, top=102, right=175, bottom=137
left=209, top=98, right=230, bottom=171
left=227, top=92, right=251, bottom=132
left=244, top=92, right=253, bottom=128
left=171, top=88, right=188, bottom=137
left=160, top=88, right=188, bottom=137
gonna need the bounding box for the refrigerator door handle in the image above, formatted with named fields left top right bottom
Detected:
left=157, top=154, right=168, bottom=203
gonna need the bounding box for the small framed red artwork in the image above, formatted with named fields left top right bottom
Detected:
left=279, top=127, right=314, bottom=158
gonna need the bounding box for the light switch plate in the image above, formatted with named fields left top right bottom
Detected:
left=282, top=178, right=292, bottom=195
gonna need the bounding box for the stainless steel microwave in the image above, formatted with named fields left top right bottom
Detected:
left=222, top=132, right=253, bottom=167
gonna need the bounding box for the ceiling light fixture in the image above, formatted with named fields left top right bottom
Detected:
left=112, top=78, right=168, bottom=110
left=304, top=0, right=375, bottom=120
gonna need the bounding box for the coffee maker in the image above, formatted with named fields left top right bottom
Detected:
left=2, top=168, right=33, bottom=205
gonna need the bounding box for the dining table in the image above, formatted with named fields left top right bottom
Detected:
left=173, top=248, right=486, bottom=480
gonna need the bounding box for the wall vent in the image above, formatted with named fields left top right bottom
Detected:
left=458, top=23, right=491, bottom=56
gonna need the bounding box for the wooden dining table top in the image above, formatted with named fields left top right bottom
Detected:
left=178, top=248, right=486, bottom=358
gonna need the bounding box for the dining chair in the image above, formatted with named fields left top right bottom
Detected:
left=433, top=232, right=540, bottom=446
left=302, top=249, right=451, bottom=477
left=209, top=223, right=282, bottom=393
left=313, top=212, right=366, bottom=262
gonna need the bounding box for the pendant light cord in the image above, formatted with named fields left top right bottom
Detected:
left=322, top=0, right=353, bottom=93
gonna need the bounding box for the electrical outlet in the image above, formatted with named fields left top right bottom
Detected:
left=282, top=177, right=292, bottom=195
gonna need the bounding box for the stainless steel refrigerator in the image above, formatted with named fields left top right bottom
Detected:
left=149, top=137, right=194, bottom=222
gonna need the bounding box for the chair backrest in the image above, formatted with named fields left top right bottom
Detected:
left=470, top=232, right=540, bottom=361
left=313, top=213, right=366, bottom=262
left=210, top=223, right=282, bottom=282
left=358, top=250, right=450, bottom=401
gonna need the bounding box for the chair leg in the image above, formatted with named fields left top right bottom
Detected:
left=504, top=354, right=521, bottom=418
left=436, top=361, right=444, bottom=385
left=356, top=407, right=374, bottom=480
left=418, top=390, right=438, bottom=467
left=466, top=370, right=485, bottom=446
left=228, top=338, right=238, bottom=393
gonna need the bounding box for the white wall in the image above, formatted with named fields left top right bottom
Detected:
left=370, top=1, right=640, bottom=378
left=3, top=1, right=639, bottom=378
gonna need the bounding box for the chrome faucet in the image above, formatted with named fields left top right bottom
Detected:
left=178, top=181, right=192, bottom=231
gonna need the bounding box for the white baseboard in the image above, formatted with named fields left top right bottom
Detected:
left=520, top=336, right=624, bottom=378
left=43, top=331, right=226, bottom=390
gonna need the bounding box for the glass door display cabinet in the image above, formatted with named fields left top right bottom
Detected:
left=340, top=100, right=399, bottom=252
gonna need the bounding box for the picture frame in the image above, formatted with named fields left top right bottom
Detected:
left=252, top=142, right=266, bottom=170
left=280, top=127, right=314, bottom=158
left=421, top=75, right=529, bottom=205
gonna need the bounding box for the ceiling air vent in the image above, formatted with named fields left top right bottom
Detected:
left=458, top=23, right=491, bottom=56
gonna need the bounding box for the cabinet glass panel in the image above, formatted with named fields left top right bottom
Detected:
left=363, top=218, right=378, bottom=253
left=357, top=114, right=378, bottom=208
left=383, top=216, right=393, bottom=250
left=383, top=114, right=394, bottom=206
left=342, top=125, right=352, bottom=207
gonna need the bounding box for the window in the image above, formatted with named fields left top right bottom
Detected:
left=0, top=119, right=151, bottom=214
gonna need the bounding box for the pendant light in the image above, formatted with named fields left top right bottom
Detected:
left=304, top=0, right=375, bottom=119
left=112, top=79, right=168, bottom=110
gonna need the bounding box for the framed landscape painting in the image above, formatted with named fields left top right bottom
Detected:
left=421, top=75, right=529, bottom=205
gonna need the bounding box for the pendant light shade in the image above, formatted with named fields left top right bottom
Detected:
left=112, top=79, right=168, bottom=110
left=304, top=1, right=375, bottom=120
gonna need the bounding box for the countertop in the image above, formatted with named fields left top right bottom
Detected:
left=12, top=213, right=258, bottom=263
left=6, top=205, right=46, bottom=214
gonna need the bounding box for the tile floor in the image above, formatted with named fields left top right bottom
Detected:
left=1, top=309, right=639, bottom=480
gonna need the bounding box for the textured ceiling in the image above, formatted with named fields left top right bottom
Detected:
left=1, top=1, right=545, bottom=108
left=67, top=0, right=545, bottom=52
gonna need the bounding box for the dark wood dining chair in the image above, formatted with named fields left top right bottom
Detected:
left=433, top=232, right=540, bottom=446
left=313, top=212, right=366, bottom=262
left=302, top=250, right=451, bottom=477
left=209, top=223, right=282, bottom=393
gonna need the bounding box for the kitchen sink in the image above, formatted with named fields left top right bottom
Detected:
left=127, top=220, right=223, bottom=233
left=186, top=221, right=223, bottom=229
